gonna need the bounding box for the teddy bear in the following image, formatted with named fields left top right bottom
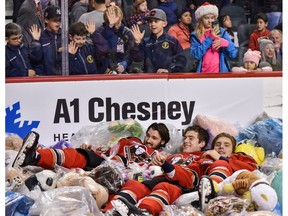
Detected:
left=56, top=172, right=109, bottom=209
left=6, top=167, right=25, bottom=191
left=216, top=169, right=278, bottom=211
left=6, top=167, right=58, bottom=199
left=6, top=133, right=23, bottom=151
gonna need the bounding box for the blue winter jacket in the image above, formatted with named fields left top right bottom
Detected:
left=39, top=29, right=62, bottom=75
left=97, top=23, right=135, bottom=73
left=131, top=32, right=187, bottom=73
left=69, top=31, right=109, bottom=75
left=190, top=28, right=238, bottom=73
left=5, top=42, right=42, bottom=77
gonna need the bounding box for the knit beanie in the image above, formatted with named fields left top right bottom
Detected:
left=250, top=179, right=278, bottom=211
left=195, top=2, right=218, bottom=21
left=177, top=7, right=190, bottom=19
left=243, top=49, right=261, bottom=66
left=259, top=39, right=274, bottom=52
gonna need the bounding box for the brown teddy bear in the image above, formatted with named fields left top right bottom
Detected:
left=57, top=172, right=109, bottom=208
left=6, top=134, right=23, bottom=151
left=217, top=169, right=278, bottom=211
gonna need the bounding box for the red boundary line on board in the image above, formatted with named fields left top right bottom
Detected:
left=6, top=71, right=282, bottom=83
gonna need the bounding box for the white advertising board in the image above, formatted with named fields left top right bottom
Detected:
left=5, top=77, right=282, bottom=145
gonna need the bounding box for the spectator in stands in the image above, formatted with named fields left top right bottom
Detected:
left=157, top=0, right=178, bottom=30
left=68, top=22, right=108, bottom=75
left=78, top=0, right=106, bottom=29
left=126, top=0, right=150, bottom=28
left=232, top=49, right=272, bottom=73
left=186, top=0, right=226, bottom=27
left=190, top=2, right=238, bottom=73
left=269, top=29, right=282, bottom=63
left=130, top=8, right=187, bottom=73
left=259, top=39, right=282, bottom=71
left=69, top=0, right=89, bottom=25
left=38, top=5, right=62, bottom=75
left=248, top=12, right=270, bottom=51
left=98, top=4, right=135, bottom=74
left=16, top=0, right=45, bottom=44
left=5, top=23, right=42, bottom=77
left=12, top=0, right=25, bottom=23
left=260, top=0, right=282, bottom=31
left=168, top=7, right=193, bottom=49
left=218, top=13, right=237, bottom=45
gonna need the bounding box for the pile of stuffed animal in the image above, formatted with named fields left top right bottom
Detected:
left=5, top=115, right=282, bottom=216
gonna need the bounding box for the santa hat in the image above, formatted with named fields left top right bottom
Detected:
left=259, top=39, right=274, bottom=52
left=243, top=49, right=261, bottom=66
left=250, top=179, right=278, bottom=211
left=195, top=2, right=218, bottom=21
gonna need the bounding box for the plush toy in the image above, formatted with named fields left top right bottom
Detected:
left=18, top=170, right=58, bottom=195
left=6, top=167, right=25, bottom=191
left=89, top=163, right=124, bottom=194
left=6, top=150, right=19, bottom=167
left=217, top=169, right=278, bottom=211
left=70, top=119, right=145, bottom=151
left=192, top=114, right=238, bottom=150
left=235, top=140, right=265, bottom=165
left=6, top=134, right=23, bottom=151
left=7, top=169, right=58, bottom=199
left=57, top=172, right=109, bottom=208
left=149, top=165, right=164, bottom=178
left=236, top=118, right=282, bottom=156
left=108, top=118, right=144, bottom=138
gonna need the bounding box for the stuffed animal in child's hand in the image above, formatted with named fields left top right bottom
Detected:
left=218, top=169, right=278, bottom=211
left=57, top=172, right=109, bottom=208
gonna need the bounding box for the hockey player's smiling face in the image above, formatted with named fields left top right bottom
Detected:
left=182, top=130, right=204, bottom=152
left=148, top=19, right=167, bottom=38
left=144, top=128, right=164, bottom=149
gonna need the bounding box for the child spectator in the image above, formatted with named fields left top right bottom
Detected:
left=157, top=0, right=178, bottom=30
left=168, top=7, right=193, bottom=50
left=259, top=39, right=282, bottom=71
left=248, top=12, right=270, bottom=51
left=34, top=5, right=62, bottom=75
left=269, top=29, right=282, bottom=63
left=190, top=2, right=238, bottom=73
left=218, top=13, right=237, bottom=46
left=69, top=0, right=89, bottom=25
left=68, top=22, right=108, bottom=75
left=232, top=49, right=272, bottom=73
left=126, top=0, right=150, bottom=28
left=5, top=23, right=42, bottom=77
left=130, top=8, right=187, bottom=73
left=98, top=4, right=135, bottom=74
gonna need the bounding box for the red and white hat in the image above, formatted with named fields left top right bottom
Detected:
left=195, top=2, right=218, bottom=21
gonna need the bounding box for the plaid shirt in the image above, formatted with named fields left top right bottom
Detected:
left=126, top=11, right=150, bottom=27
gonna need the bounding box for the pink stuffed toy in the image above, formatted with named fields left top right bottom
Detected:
left=193, top=114, right=238, bottom=149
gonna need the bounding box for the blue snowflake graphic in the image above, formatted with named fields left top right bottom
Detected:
left=5, top=101, right=40, bottom=139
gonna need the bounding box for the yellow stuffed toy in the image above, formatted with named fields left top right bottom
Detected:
left=217, top=169, right=278, bottom=211
left=235, top=140, right=265, bottom=165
